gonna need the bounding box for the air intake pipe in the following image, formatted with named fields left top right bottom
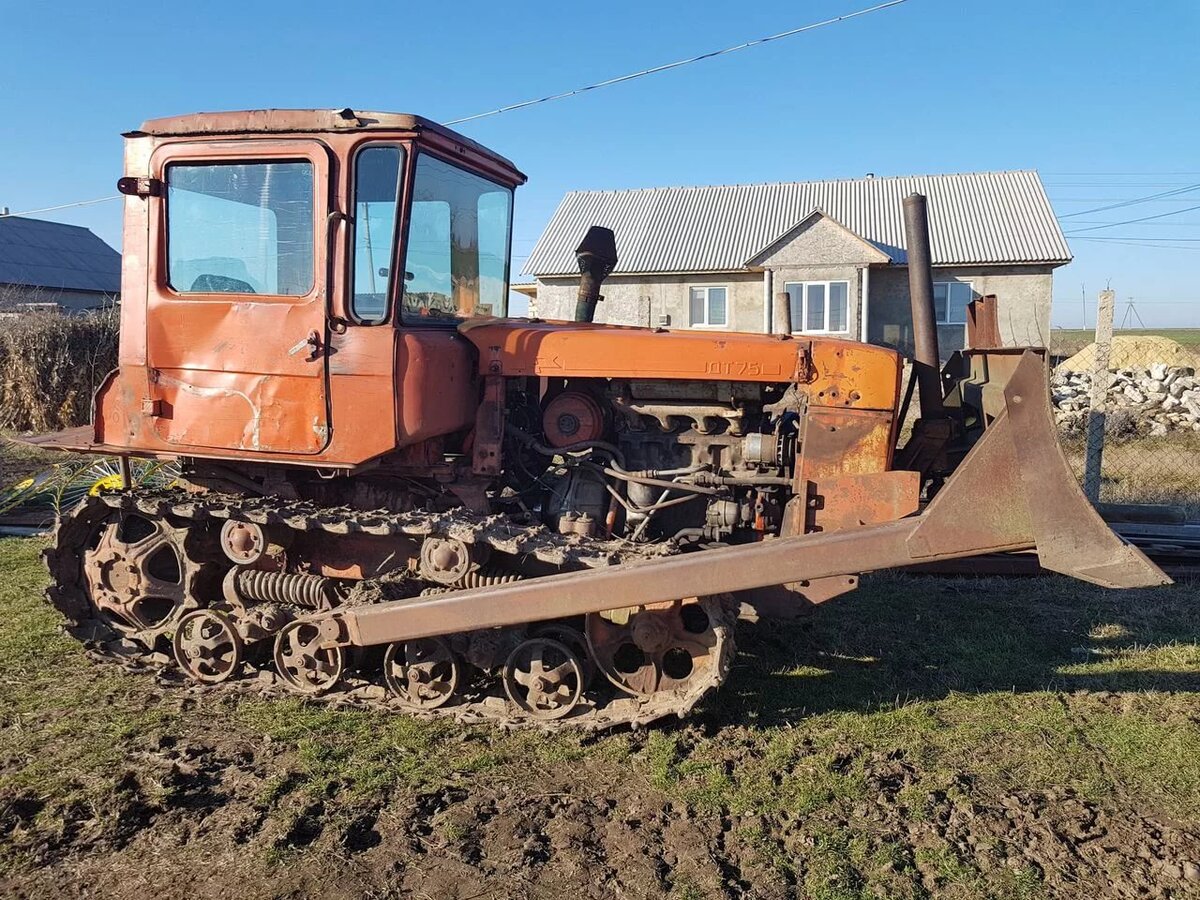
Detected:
left=573, top=226, right=618, bottom=323
left=902, top=193, right=947, bottom=420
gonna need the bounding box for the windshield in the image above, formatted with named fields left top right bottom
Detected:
left=402, top=154, right=512, bottom=323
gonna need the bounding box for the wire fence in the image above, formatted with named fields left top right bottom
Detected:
left=1050, top=319, right=1200, bottom=517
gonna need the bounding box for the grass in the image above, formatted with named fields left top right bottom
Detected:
left=0, top=537, right=1197, bottom=897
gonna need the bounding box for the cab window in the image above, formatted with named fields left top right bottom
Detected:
left=166, top=161, right=314, bottom=296
left=350, top=145, right=404, bottom=322
left=402, top=155, right=512, bottom=323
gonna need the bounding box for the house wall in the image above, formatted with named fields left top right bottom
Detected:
left=867, top=265, right=1055, bottom=358
left=533, top=272, right=767, bottom=331
left=753, top=217, right=886, bottom=338
left=531, top=219, right=889, bottom=335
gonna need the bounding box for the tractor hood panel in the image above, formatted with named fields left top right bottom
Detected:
left=459, top=319, right=904, bottom=411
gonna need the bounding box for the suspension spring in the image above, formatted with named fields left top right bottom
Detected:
left=232, top=569, right=338, bottom=610
left=457, top=568, right=523, bottom=589
left=418, top=569, right=522, bottom=596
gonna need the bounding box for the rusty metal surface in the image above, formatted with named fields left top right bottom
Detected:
left=967, top=295, right=1003, bottom=349
left=999, top=353, right=1167, bottom=587
left=796, top=408, right=899, bottom=487
left=804, top=470, right=921, bottom=533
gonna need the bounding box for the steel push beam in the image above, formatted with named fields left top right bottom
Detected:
left=322, top=352, right=1169, bottom=650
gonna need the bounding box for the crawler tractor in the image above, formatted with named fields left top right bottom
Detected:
left=29, top=109, right=1168, bottom=729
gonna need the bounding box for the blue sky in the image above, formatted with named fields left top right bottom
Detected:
left=2, top=0, right=1197, bottom=326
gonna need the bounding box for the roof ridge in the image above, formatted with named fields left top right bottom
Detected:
left=560, top=170, right=1042, bottom=198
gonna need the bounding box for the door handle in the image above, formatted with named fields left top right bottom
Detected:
left=288, top=330, right=322, bottom=361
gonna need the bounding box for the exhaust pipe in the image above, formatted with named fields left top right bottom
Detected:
left=902, top=194, right=946, bottom=419
left=573, top=226, right=618, bottom=323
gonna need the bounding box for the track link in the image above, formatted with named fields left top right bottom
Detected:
left=44, top=490, right=736, bottom=732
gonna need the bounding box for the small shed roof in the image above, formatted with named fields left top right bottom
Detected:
left=525, top=170, right=1071, bottom=276
left=0, top=216, right=121, bottom=294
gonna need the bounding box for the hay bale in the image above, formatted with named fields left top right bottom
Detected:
left=1058, top=335, right=1200, bottom=374
left=0, top=307, right=119, bottom=432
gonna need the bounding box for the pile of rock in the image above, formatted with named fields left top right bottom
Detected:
left=1051, top=364, right=1200, bottom=436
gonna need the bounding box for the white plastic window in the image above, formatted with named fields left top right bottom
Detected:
left=934, top=282, right=973, bottom=325
left=688, top=286, right=728, bottom=327
left=785, top=281, right=850, bottom=334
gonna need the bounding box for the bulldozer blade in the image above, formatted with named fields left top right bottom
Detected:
left=907, top=350, right=1169, bottom=589
left=324, top=352, right=1168, bottom=650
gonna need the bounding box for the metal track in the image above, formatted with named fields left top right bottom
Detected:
left=43, top=490, right=735, bottom=732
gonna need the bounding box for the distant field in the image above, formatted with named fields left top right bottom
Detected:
left=1050, top=327, right=1200, bottom=358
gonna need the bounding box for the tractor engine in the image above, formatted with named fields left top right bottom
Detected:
left=507, top=377, right=799, bottom=545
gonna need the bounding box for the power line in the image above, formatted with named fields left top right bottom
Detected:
left=0, top=196, right=121, bottom=218
left=1050, top=198, right=1200, bottom=202
left=1065, top=221, right=1200, bottom=227
left=1070, top=237, right=1200, bottom=252
left=1044, top=172, right=1200, bottom=176
left=1064, top=203, right=1200, bottom=234
left=1055, top=182, right=1200, bottom=219
left=444, top=0, right=910, bottom=126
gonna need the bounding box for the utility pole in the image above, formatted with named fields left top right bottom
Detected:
left=1083, top=290, right=1116, bottom=503
left=1118, top=295, right=1147, bottom=330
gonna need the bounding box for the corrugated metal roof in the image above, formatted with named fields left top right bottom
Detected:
left=524, top=170, right=1071, bottom=276
left=0, top=216, right=121, bottom=294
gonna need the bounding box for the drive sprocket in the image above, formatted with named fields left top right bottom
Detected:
left=46, top=496, right=213, bottom=649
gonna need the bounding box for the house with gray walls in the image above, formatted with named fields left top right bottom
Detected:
left=0, top=214, right=121, bottom=313
left=520, top=171, right=1071, bottom=358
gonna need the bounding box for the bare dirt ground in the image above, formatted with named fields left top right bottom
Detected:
left=1, top=537, right=1198, bottom=899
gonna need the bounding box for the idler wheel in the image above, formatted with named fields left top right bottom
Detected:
left=273, top=620, right=344, bottom=695
left=585, top=597, right=725, bottom=698
left=502, top=637, right=585, bottom=720
left=173, top=609, right=243, bottom=684
left=382, top=637, right=461, bottom=709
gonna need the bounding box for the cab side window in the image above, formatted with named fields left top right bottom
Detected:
left=350, top=145, right=404, bottom=322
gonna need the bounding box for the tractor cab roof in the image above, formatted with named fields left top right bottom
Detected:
left=130, top=108, right=526, bottom=184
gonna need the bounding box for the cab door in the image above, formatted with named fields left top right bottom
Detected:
left=144, top=140, right=331, bottom=454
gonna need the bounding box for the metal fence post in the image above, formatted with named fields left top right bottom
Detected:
left=1083, top=290, right=1116, bottom=503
